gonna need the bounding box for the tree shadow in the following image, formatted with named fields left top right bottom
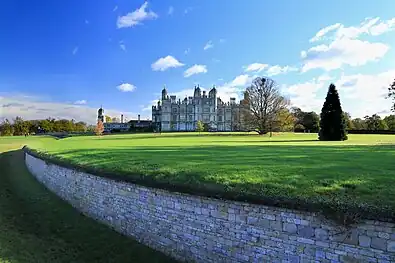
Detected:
left=0, top=149, right=176, bottom=263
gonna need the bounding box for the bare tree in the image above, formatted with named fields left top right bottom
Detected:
left=244, top=77, right=290, bottom=135
left=389, top=79, right=395, bottom=112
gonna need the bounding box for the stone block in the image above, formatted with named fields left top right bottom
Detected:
left=315, top=228, right=328, bottom=240
left=316, top=241, right=330, bottom=248
left=359, top=235, right=371, bottom=247
left=270, top=220, right=283, bottom=231
left=247, top=216, right=258, bottom=224
left=371, top=237, right=387, bottom=250
left=298, top=226, right=314, bottom=238
left=387, top=241, right=395, bottom=252
left=325, top=252, right=339, bottom=261
left=283, top=223, right=298, bottom=234
left=257, top=218, right=271, bottom=228
left=297, top=237, right=314, bottom=245
left=261, top=214, right=276, bottom=220
left=378, top=232, right=390, bottom=239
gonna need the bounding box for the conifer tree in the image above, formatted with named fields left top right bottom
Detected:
left=319, top=83, right=348, bottom=141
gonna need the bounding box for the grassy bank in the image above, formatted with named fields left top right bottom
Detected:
left=0, top=136, right=175, bottom=263
left=27, top=132, right=395, bottom=221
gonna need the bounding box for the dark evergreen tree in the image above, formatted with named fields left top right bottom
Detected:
left=319, top=84, right=348, bottom=141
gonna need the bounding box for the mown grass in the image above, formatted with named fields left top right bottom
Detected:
left=28, top=132, right=395, bottom=221
left=0, top=136, right=176, bottom=263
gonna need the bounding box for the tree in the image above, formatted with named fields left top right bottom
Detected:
left=95, top=120, right=104, bottom=136
left=364, top=114, right=388, bottom=130
left=111, top=117, right=120, bottom=123
left=319, top=83, right=348, bottom=141
left=272, top=108, right=295, bottom=132
left=105, top=115, right=112, bottom=123
left=244, top=77, right=290, bottom=135
left=351, top=118, right=366, bottom=130
left=343, top=112, right=355, bottom=130
left=384, top=115, right=395, bottom=131
left=0, top=119, right=14, bottom=136
left=302, top=111, right=320, bottom=132
left=196, top=120, right=204, bottom=133
left=13, top=116, right=29, bottom=136
left=388, top=79, right=395, bottom=112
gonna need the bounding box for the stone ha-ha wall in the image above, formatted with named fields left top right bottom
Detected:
left=25, top=153, right=395, bottom=263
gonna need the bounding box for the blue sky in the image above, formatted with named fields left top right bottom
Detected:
left=1, top=0, right=395, bottom=123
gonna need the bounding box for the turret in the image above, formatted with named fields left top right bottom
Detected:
left=161, top=86, right=168, bottom=100
left=194, top=85, right=201, bottom=97
left=209, top=85, right=217, bottom=98
left=97, top=106, right=104, bottom=122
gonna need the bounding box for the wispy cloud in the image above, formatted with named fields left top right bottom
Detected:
left=72, top=46, right=79, bottom=55
left=85, top=19, right=89, bottom=25
left=74, top=100, right=87, bottom=105
left=0, top=94, right=142, bottom=124
left=119, top=41, right=126, bottom=51
left=244, top=63, right=269, bottom=73
left=184, top=7, right=193, bottom=15
left=168, top=6, right=174, bottom=15
left=266, top=65, right=298, bottom=76
left=184, top=64, right=207, bottom=78
left=302, top=17, right=394, bottom=72
left=117, top=2, right=158, bottom=28
left=113, top=5, right=118, bottom=12
left=151, top=55, right=184, bottom=71
left=184, top=48, right=190, bottom=55
left=203, top=40, right=213, bottom=50
left=117, top=83, right=136, bottom=92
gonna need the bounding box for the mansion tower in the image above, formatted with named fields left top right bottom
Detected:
left=152, top=86, right=248, bottom=132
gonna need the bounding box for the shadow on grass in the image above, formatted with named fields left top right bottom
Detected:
left=36, top=144, right=395, bottom=221
left=0, top=149, right=176, bottom=263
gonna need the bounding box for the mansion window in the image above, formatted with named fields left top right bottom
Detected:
left=189, top=115, right=193, bottom=121
left=218, top=116, right=223, bottom=121
left=173, top=108, right=177, bottom=113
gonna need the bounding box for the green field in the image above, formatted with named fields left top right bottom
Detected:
left=0, top=136, right=175, bottom=263
left=26, top=132, right=395, bottom=220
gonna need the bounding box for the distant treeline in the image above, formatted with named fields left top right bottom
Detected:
left=0, top=117, right=94, bottom=136
left=1, top=112, right=395, bottom=136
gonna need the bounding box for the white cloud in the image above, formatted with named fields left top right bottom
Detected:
left=184, top=48, right=190, bottom=55
left=117, top=83, right=136, bottom=92
left=266, top=65, right=298, bottom=76
left=184, top=65, right=207, bottom=78
left=72, top=46, right=78, bottom=55
left=85, top=19, right=89, bottom=25
left=301, top=38, right=389, bottom=72
left=184, top=7, right=193, bottom=15
left=370, top=18, right=395, bottom=35
left=244, top=63, right=269, bottom=73
left=203, top=41, right=214, bottom=50
left=302, top=17, right=394, bottom=72
left=168, top=6, right=174, bottom=15
left=119, top=41, right=126, bottom=51
left=74, top=100, right=87, bottom=105
left=335, top=69, right=395, bottom=117
left=117, top=2, right=158, bottom=28
left=0, top=95, right=143, bottom=124
left=310, top=23, right=342, bottom=42
left=284, top=76, right=330, bottom=112
left=113, top=5, right=118, bottom=12
left=151, top=55, right=184, bottom=71
left=219, top=38, right=226, bottom=43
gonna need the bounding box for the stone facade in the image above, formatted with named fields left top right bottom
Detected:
left=25, top=152, right=395, bottom=263
left=151, top=86, right=248, bottom=132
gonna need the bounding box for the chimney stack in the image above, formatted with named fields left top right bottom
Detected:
left=138, top=114, right=140, bottom=122
left=121, top=114, right=124, bottom=123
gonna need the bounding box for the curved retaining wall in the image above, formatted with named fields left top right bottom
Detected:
left=25, top=152, right=395, bottom=263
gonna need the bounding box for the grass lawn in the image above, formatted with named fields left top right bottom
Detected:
left=0, top=136, right=176, bottom=263
left=27, top=132, right=395, bottom=220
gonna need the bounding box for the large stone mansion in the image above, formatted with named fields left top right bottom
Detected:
left=152, top=86, right=249, bottom=132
